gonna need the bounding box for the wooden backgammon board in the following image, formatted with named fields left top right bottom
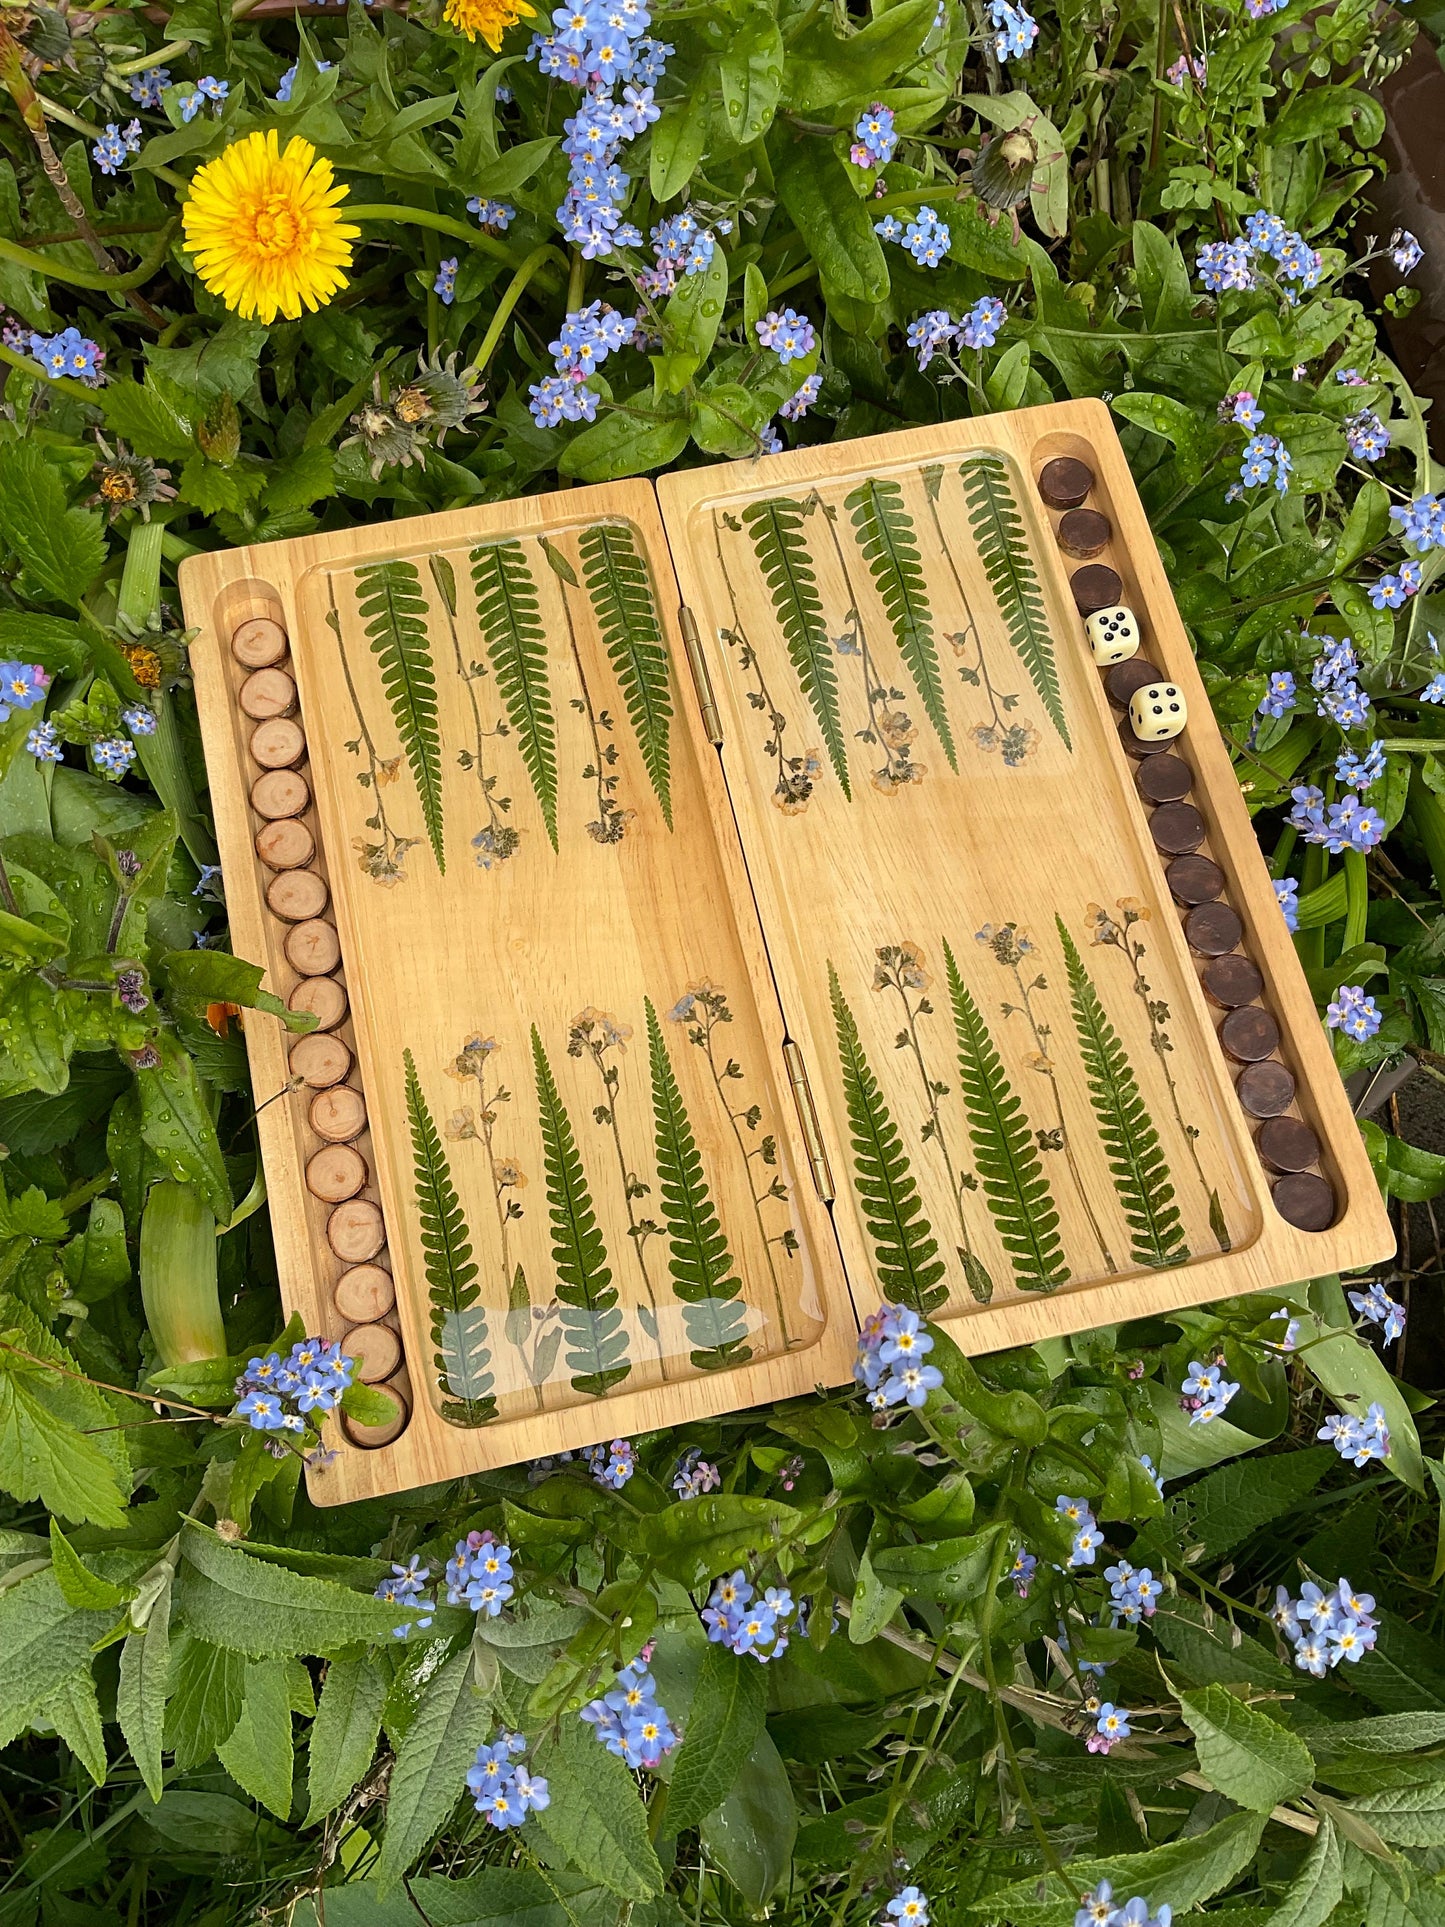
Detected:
left=181, top=400, right=1394, bottom=1503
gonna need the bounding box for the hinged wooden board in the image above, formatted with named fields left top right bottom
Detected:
left=181, top=400, right=1392, bottom=1502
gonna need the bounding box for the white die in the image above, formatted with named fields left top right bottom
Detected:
left=1128, top=682, right=1187, bottom=741
left=1084, top=604, right=1140, bottom=667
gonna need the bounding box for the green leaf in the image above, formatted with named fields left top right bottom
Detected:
left=1284, top=1276, right=1423, bottom=1491
left=376, top=1647, right=494, bottom=1891
left=787, top=0, right=938, bottom=113
left=1131, top=221, right=1197, bottom=332
left=262, top=446, right=336, bottom=516
left=958, top=455, right=1070, bottom=748
left=645, top=999, right=750, bottom=1369
left=945, top=940, right=1068, bottom=1291
left=1268, top=1814, right=1342, bottom=1927
left=1179, top=1683, right=1316, bottom=1811
left=403, top=1050, right=496, bottom=1425
left=165, top=1637, right=245, bottom=1768
left=699, top=1727, right=797, bottom=1907
left=741, top=495, right=850, bottom=797
left=718, top=11, right=783, bottom=142
left=99, top=376, right=195, bottom=462
left=117, top=1570, right=173, bottom=1802
left=352, top=559, right=446, bottom=871
left=612, top=1492, right=800, bottom=1585
left=1057, top=918, right=1187, bottom=1267
left=45, top=1669, right=108, bottom=1788
left=869, top=1524, right=1004, bottom=1603
left=60, top=1197, right=131, bottom=1304
left=217, top=1657, right=296, bottom=1821
left=970, top=1810, right=1267, bottom=1923
left=666, top=1642, right=769, bottom=1832
left=1268, top=84, right=1385, bottom=148
left=1170, top=1445, right=1334, bottom=1561
left=158, top=947, right=314, bottom=1031
left=845, top=478, right=955, bottom=768
left=558, top=391, right=691, bottom=481
left=658, top=243, right=729, bottom=391
left=49, top=1519, right=131, bottom=1609
left=176, top=1526, right=415, bottom=1656
left=1110, top=392, right=1207, bottom=488
left=0, top=1299, right=130, bottom=1528
left=135, top=1035, right=233, bottom=1223
left=774, top=140, right=888, bottom=305
left=0, top=1569, right=111, bottom=1743
left=470, top=539, right=557, bottom=850
left=649, top=84, right=711, bottom=201
left=829, top=964, right=947, bottom=1313
left=534, top=1712, right=664, bottom=1900
left=0, top=974, right=75, bottom=1098
left=1348, top=1778, right=1445, bottom=1847
left=0, top=442, right=106, bottom=610
left=850, top=1521, right=904, bottom=1643
left=577, top=521, right=674, bottom=826
left=532, top=1025, right=628, bottom=1396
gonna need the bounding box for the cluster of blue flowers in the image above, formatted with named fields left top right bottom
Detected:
left=906, top=297, right=1006, bottom=369
left=528, top=299, right=638, bottom=426
left=1279, top=630, right=1371, bottom=737
left=1390, top=491, right=1445, bottom=553
left=671, top=1446, right=721, bottom=1498
left=1056, top=1495, right=1103, bottom=1568
left=445, top=1530, right=515, bottom=1615
left=277, top=59, right=332, bottom=102
left=849, top=103, right=897, bottom=169
left=580, top=1655, right=678, bottom=1765
left=1272, top=1576, right=1378, bottom=1675
left=1319, top=1401, right=1390, bottom=1467
left=0, top=662, right=48, bottom=725
left=1074, top=1884, right=1171, bottom=1927
left=1274, top=875, right=1299, bottom=931
left=466, top=1730, right=549, bottom=1829
left=1197, top=209, right=1322, bottom=301
left=467, top=196, right=514, bottom=232
left=27, top=721, right=62, bottom=764
left=1228, top=431, right=1292, bottom=499
left=1344, top=408, right=1391, bottom=462
left=585, top=1435, right=635, bottom=1487
left=702, top=1569, right=795, bottom=1660
left=1287, top=783, right=1386, bottom=858
left=128, top=66, right=171, bottom=108
left=178, top=76, right=229, bottom=122
left=233, top=1337, right=354, bottom=1433
left=755, top=307, right=816, bottom=365
left=989, top=0, right=1040, bottom=60
left=778, top=371, right=821, bottom=422
left=91, top=121, right=141, bottom=175
left=854, top=1304, right=944, bottom=1411
left=1257, top=668, right=1295, bottom=719
left=373, top=1555, right=435, bottom=1638
left=1349, top=1279, right=1406, bottom=1343
left=1325, top=983, right=1382, bottom=1043
left=1105, top=1559, right=1162, bottom=1625
left=1179, top=1357, right=1240, bottom=1424
left=433, top=258, right=459, bottom=305
left=27, top=326, right=104, bottom=383
left=875, top=203, right=950, bottom=267
left=95, top=736, right=139, bottom=778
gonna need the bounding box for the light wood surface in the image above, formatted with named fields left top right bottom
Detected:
left=182, top=402, right=1393, bottom=1502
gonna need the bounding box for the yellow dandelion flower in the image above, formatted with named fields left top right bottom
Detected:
left=182, top=130, right=359, bottom=324
left=443, top=0, right=536, bottom=47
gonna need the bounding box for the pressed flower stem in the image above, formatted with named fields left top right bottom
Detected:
left=465, top=243, right=566, bottom=378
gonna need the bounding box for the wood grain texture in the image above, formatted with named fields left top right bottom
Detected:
left=182, top=403, right=1393, bottom=1501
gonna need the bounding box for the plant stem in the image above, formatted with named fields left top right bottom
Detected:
left=465, top=243, right=565, bottom=378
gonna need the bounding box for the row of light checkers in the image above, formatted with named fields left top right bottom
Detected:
left=1036, top=452, right=1338, bottom=1235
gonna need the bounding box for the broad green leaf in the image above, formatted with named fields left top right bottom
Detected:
left=1169, top=1445, right=1334, bottom=1560
left=49, top=1518, right=132, bottom=1609
left=699, top=1728, right=797, bottom=1908
left=869, top=1524, right=1004, bottom=1603
left=1268, top=84, right=1385, bottom=148
left=534, top=1710, right=664, bottom=1900
left=165, top=1637, right=245, bottom=1768
left=291, top=1868, right=568, bottom=1927
left=0, top=974, right=75, bottom=1098
left=217, top=1657, right=297, bottom=1821
left=306, top=1654, right=387, bottom=1823
left=666, top=1643, right=768, bottom=1832
left=1284, top=1277, right=1423, bottom=1491
left=1132, top=220, right=1197, bottom=331
left=786, top=0, right=937, bottom=113
left=177, top=1526, right=417, bottom=1656
left=1301, top=1713, right=1445, bottom=1755
left=159, top=947, right=315, bottom=1032
left=1268, top=1814, right=1342, bottom=1927
left=376, top=1647, right=493, bottom=1892
left=774, top=140, right=888, bottom=305
left=649, top=84, right=711, bottom=201
left=118, top=1571, right=173, bottom=1802
left=1348, top=1777, right=1445, bottom=1847
left=0, top=1299, right=130, bottom=1528
left=1110, top=392, right=1206, bottom=487
left=558, top=393, right=691, bottom=482
left=99, top=376, right=196, bottom=462
left=60, top=1197, right=131, bottom=1304
left=614, top=1493, right=801, bottom=1585
left=44, top=1669, right=108, bottom=1788
left=0, top=1570, right=111, bottom=1744
left=1179, top=1683, right=1316, bottom=1811
left=658, top=244, right=729, bottom=391
left=1356, top=1611, right=1445, bottom=1716
left=136, top=1037, right=233, bottom=1224
left=0, top=441, right=106, bottom=610
left=970, top=1810, right=1266, bottom=1923
left=718, top=12, right=783, bottom=142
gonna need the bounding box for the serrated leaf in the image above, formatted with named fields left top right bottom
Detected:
left=0, top=1570, right=111, bottom=1744
left=165, top=1637, right=245, bottom=1768
left=577, top=522, right=673, bottom=826
left=969, top=1810, right=1267, bottom=1923
left=0, top=1299, right=130, bottom=1528
left=667, top=1643, right=768, bottom=1832
left=1057, top=918, right=1187, bottom=1267
left=0, top=441, right=106, bottom=610
left=99, top=376, right=195, bottom=462
left=49, top=1518, right=132, bottom=1609
left=645, top=1000, right=750, bottom=1369
left=944, top=940, right=1068, bottom=1290
left=958, top=455, right=1070, bottom=749
left=1169, top=1446, right=1335, bottom=1561
left=118, top=1570, right=172, bottom=1802
left=471, top=539, right=557, bottom=850
left=1348, top=1778, right=1445, bottom=1847
left=741, top=497, right=850, bottom=797
left=176, top=1526, right=415, bottom=1656
left=45, top=1669, right=108, bottom=1788
left=217, top=1657, right=296, bottom=1821
left=403, top=1050, right=496, bottom=1425
left=353, top=560, right=446, bottom=870
left=532, top=1026, right=628, bottom=1396
left=828, top=965, right=947, bottom=1314
left=1268, top=1814, right=1342, bottom=1927
left=1180, top=1683, right=1316, bottom=1811
left=306, top=1655, right=386, bottom=1824
left=534, top=1713, right=664, bottom=1900
left=376, top=1648, right=495, bottom=1893
left=845, top=478, right=955, bottom=768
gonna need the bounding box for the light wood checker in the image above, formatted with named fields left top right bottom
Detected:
left=182, top=402, right=1393, bottom=1502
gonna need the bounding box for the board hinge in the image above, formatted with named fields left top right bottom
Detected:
left=782, top=1038, right=834, bottom=1204
left=678, top=605, right=724, bottom=747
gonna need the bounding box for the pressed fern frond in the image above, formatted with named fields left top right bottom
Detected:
left=829, top=965, right=948, bottom=1314
left=531, top=1027, right=629, bottom=1397
left=578, top=522, right=674, bottom=828
left=353, top=561, right=447, bottom=870
left=845, top=478, right=956, bottom=769
left=958, top=456, right=1071, bottom=750
left=741, top=496, right=851, bottom=798
left=1055, top=918, right=1188, bottom=1270
left=644, top=999, right=751, bottom=1371
left=943, top=940, right=1069, bottom=1292
left=470, top=540, right=558, bottom=851
left=403, top=1048, right=495, bottom=1425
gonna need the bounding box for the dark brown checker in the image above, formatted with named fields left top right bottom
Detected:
left=1220, top=1004, right=1281, bottom=1062
left=1167, top=854, right=1225, bottom=905
left=1038, top=456, right=1095, bottom=508
left=1204, top=954, right=1266, bottom=1008
left=1185, top=901, right=1244, bottom=957
left=1272, top=1172, right=1336, bottom=1231
left=1236, top=1059, right=1297, bottom=1118
left=1058, top=508, right=1113, bottom=558
left=1150, top=802, right=1206, bottom=855
left=1137, top=756, right=1192, bottom=804
left=1119, top=716, right=1173, bottom=759
left=1107, top=657, right=1162, bottom=706
left=1071, top=564, right=1123, bottom=613
left=1257, top=1115, right=1322, bottom=1173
